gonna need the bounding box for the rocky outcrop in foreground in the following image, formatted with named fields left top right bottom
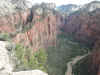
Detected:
left=0, top=0, right=33, bottom=16
left=0, top=41, right=14, bottom=74
left=0, top=41, right=47, bottom=75
left=12, top=70, right=48, bottom=75
left=0, top=70, right=48, bottom=75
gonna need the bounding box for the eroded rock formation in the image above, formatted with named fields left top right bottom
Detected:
left=0, top=4, right=64, bottom=51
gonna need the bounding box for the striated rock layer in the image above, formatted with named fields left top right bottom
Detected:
left=0, top=6, right=64, bottom=51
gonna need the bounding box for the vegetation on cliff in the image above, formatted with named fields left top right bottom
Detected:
left=0, top=33, right=11, bottom=41
left=73, top=56, right=89, bottom=75
left=47, top=33, right=90, bottom=75
left=15, top=44, right=48, bottom=72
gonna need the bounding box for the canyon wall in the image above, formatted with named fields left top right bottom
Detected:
left=0, top=7, right=64, bottom=51
left=1, top=2, right=100, bottom=74
left=63, top=10, right=100, bottom=48
left=63, top=9, right=100, bottom=75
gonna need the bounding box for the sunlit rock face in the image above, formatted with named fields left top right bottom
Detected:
left=0, top=0, right=32, bottom=16
left=0, top=0, right=16, bottom=16
left=0, top=41, right=15, bottom=74
left=0, top=41, right=48, bottom=75
left=12, top=70, right=48, bottom=75
left=0, top=70, right=48, bottom=75
left=11, top=0, right=33, bottom=10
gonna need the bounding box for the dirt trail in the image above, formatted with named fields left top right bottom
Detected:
left=65, top=54, right=88, bottom=75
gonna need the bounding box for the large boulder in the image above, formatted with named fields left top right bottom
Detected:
left=0, top=41, right=15, bottom=74
left=12, top=70, right=48, bottom=75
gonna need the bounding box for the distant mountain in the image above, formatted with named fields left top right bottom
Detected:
left=80, top=1, right=100, bottom=12
left=56, top=1, right=100, bottom=16
left=71, top=1, right=100, bottom=15
left=56, top=4, right=80, bottom=15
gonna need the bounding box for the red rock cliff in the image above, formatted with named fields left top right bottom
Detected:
left=0, top=8, right=64, bottom=51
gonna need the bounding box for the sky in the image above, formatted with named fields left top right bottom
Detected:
left=27, top=0, right=99, bottom=6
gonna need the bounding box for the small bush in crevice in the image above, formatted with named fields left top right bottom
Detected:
left=0, top=33, right=11, bottom=41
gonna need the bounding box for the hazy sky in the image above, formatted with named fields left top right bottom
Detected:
left=27, top=0, right=99, bottom=6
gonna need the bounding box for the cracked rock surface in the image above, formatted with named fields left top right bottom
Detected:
left=0, top=41, right=48, bottom=75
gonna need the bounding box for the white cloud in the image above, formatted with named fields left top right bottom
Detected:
left=27, top=0, right=99, bottom=6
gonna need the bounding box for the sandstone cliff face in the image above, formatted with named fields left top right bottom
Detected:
left=0, top=7, right=63, bottom=51
left=13, top=14, right=60, bottom=51
left=0, top=9, right=30, bottom=33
